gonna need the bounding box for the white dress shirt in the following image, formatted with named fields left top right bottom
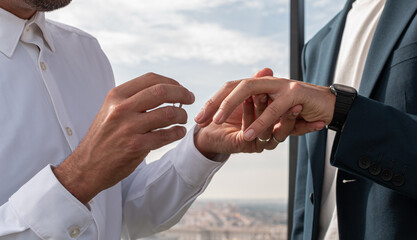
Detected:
left=0, top=8, right=226, bottom=240
left=318, top=0, right=386, bottom=239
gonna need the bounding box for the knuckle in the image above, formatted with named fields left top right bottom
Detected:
left=240, top=79, right=250, bottom=89
left=125, top=135, right=142, bottom=152
left=205, top=98, right=215, bottom=108
left=268, top=104, right=281, bottom=117
left=241, top=79, right=255, bottom=89
left=119, top=124, right=133, bottom=136
left=108, top=102, right=127, bottom=120
left=163, top=107, right=176, bottom=121
left=107, top=87, right=121, bottom=100
left=223, top=81, right=234, bottom=89
left=158, top=130, right=170, bottom=140
left=221, top=98, right=231, bottom=108
left=289, top=81, right=301, bottom=91
left=151, top=84, right=168, bottom=99
left=144, top=72, right=158, bottom=79
left=256, top=118, right=267, bottom=128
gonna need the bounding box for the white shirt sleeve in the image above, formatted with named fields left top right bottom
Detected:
left=0, top=126, right=227, bottom=240
left=121, top=125, right=228, bottom=239
left=0, top=165, right=95, bottom=240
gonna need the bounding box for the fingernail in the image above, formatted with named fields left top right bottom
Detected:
left=195, top=110, right=204, bottom=122
left=213, top=109, right=224, bottom=123
left=292, top=111, right=300, bottom=117
left=244, top=129, right=255, bottom=141
left=260, top=95, right=268, bottom=103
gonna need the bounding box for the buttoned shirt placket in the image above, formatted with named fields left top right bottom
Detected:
left=20, top=21, right=80, bottom=152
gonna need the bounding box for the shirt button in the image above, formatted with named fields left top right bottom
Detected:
left=40, top=62, right=47, bottom=71
left=69, top=226, right=81, bottom=238
left=26, top=27, right=30, bottom=32
left=89, top=199, right=94, bottom=204
left=66, top=127, right=73, bottom=136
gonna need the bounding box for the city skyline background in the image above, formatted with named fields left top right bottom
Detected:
left=47, top=0, right=344, bottom=200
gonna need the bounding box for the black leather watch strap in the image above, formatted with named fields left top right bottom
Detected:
left=328, top=84, right=357, bottom=132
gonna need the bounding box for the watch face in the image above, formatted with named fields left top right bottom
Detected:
left=333, top=84, right=357, bottom=94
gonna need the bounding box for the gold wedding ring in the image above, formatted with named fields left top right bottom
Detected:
left=272, top=135, right=284, bottom=143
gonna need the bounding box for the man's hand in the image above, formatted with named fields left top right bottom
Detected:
left=53, top=73, right=195, bottom=204
left=194, top=69, right=325, bottom=158
left=195, top=74, right=332, bottom=142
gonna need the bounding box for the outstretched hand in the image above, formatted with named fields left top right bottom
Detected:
left=194, top=68, right=326, bottom=158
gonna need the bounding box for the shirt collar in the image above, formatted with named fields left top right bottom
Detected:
left=0, top=8, right=55, bottom=58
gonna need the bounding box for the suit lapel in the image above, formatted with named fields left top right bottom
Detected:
left=314, top=0, right=354, bottom=88
left=359, top=0, right=417, bottom=97
left=307, top=0, right=354, bottom=200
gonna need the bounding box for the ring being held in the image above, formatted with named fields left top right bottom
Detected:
left=256, top=137, right=270, bottom=143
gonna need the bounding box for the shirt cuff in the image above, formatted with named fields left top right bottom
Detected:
left=9, top=165, right=94, bottom=239
left=172, top=125, right=229, bottom=188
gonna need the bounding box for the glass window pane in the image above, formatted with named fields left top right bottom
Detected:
left=48, top=0, right=290, bottom=239
left=305, top=0, right=345, bottom=42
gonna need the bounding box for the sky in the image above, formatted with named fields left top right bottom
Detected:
left=47, top=0, right=345, bottom=200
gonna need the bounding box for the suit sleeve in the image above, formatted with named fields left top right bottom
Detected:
left=331, top=95, right=417, bottom=199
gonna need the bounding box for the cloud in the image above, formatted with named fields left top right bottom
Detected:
left=47, top=0, right=287, bottom=66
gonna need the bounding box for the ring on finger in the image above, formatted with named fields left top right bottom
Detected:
left=272, top=135, right=285, bottom=144
left=257, top=137, right=271, bottom=143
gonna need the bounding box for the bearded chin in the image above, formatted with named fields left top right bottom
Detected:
left=24, top=0, right=72, bottom=11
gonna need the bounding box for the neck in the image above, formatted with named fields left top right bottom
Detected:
left=0, top=1, right=36, bottom=19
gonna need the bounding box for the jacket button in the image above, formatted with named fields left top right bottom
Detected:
left=369, top=163, right=381, bottom=176
left=381, top=169, right=393, bottom=181
left=392, top=174, right=405, bottom=187
left=358, top=157, right=371, bottom=169
left=309, top=193, right=314, bottom=204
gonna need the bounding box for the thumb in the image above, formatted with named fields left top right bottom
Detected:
left=253, top=68, right=274, bottom=78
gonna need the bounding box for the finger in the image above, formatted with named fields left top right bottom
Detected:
left=242, top=97, right=254, bottom=131
left=194, top=80, right=242, bottom=124
left=254, top=94, right=273, bottom=145
left=212, top=78, right=288, bottom=124
left=292, top=120, right=326, bottom=135
left=116, top=72, right=180, bottom=98
left=142, top=126, right=187, bottom=150
left=253, top=68, right=274, bottom=78
left=243, top=98, right=293, bottom=141
left=136, top=106, right=188, bottom=133
left=128, top=84, right=195, bottom=112
left=285, top=105, right=303, bottom=120
left=264, top=135, right=279, bottom=150
left=272, top=117, right=296, bottom=144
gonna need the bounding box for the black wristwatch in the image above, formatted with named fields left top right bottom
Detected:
left=328, top=84, right=357, bottom=132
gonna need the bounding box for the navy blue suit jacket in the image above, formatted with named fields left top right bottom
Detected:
left=292, top=0, right=417, bottom=239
